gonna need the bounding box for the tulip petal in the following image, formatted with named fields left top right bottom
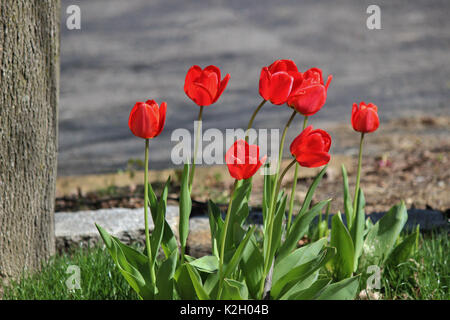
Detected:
left=288, top=84, right=326, bottom=116
left=296, top=151, right=331, bottom=168
left=184, top=65, right=202, bottom=94
left=213, top=73, right=230, bottom=104
left=269, top=72, right=294, bottom=105
left=259, top=67, right=272, bottom=101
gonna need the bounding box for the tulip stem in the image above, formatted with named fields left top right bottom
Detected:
left=189, top=105, right=204, bottom=192
left=217, top=179, right=239, bottom=300
left=260, top=110, right=297, bottom=299
left=287, top=116, right=308, bottom=233
left=353, top=133, right=365, bottom=218
left=144, top=139, right=156, bottom=284
left=245, top=99, right=266, bottom=141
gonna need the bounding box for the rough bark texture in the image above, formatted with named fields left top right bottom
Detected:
left=0, top=0, right=59, bottom=279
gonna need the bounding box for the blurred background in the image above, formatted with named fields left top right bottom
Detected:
left=59, top=0, right=450, bottom=176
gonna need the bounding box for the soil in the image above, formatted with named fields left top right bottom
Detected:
left=55, top=115, right=450, bottom=217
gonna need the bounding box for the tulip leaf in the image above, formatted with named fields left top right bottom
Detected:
left=207, top=200, right=223, bottom=257
left=96, top=223, right=155, bottom=299
left=185, top=264, right=210, bottom=300
left=150, top=177, right=170, bottom=267
left=386, top=225, right=420, bottom=267
left=363, top=201, right=408, bottom=265
left=271, top=247, right=335, bottom=299
left=222, top=279, right=249, bottom=300
left=179, top=163, right=192, bottom=250
left=350, top=188, right=365, bottom=271
left=240, top=235, right=264, bottom=299
left=274, top=238, right=327, bottom=285
left=278, top=199, right=330, bottom=261
left=174, top=264, right=198, bottom=300
left=329, top=213, right=355, bottom=280
left=284, top=277, right=332, bottom=300
left=341, top=164, right=354, bottom=228
left=223, top=226, right=256, bottom=279
left=316, top=275, right=360, bottom=300
left=189, top=255, right=219, bottom=273
left=296, top=165, right=328, bottom=218
left=156, top=249, right=178, bottom=300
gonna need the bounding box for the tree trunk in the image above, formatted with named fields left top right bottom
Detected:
left=0, top=0, right=59, bottom=279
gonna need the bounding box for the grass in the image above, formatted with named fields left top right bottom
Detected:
left=382, top=231, right=449, bottom=300
left=1, top=231, right=448, bottom=300
left=1, top=246, right=138, bottom=300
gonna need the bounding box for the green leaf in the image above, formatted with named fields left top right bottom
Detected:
left=185, top=264, right=210, bottom=300
left=150, top=177, right=170, bottom=266
left=329, top=213, right=355, bottom=280
left=274, top=238, right=327, bottom=284
left=222, top=279, right=249, bottom=300
left=174, top=264, right=198, bottom=300
left=207, top=200, right=223, bottom=257
left=189, top=256, right=219, bottom=273
left=179, top=163, right=192, bottom=249
left=268, top=194, right=287, bottom=261
left=386, top=225, right=420, bottom=267
left=156, top=249, right=177, bottom=299
left=96, top=224, right=154, bottom=299
left=297, top=165, right=328, bottom=218
left=363, top=201, right=408, bottom=265
left=350, top=188, right=365, bottom=271
left=278, top=200, right=330, bottom=261
left=284, top=278, right=331, bottom=300
left=271, top=247, right=335, bottom=299
left=316, top=275, right=360, bottom=300
left=223, top=226, right=256, bottom=279
left=341, top=165, right=353, bottom=228
left=240, top=235, right=264, bottom=299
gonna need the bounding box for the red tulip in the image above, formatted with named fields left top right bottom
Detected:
left=259, top=59, right=303, bottom=105
left=128, top=100, right=166, bottom=139
left=287, top=68, right=332, bottom=116
left=184, top=65, right=230, bottom=107
left=351, top=102, right=379, bottom=133
left=225, top=140, right=267, bottom=180
left=290, top=126, right=332, bottom=168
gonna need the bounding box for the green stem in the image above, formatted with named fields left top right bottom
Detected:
left=144, top=139, right=156, bottom=284
left=245, top=99, right=266, bottom=141
left=287, top=116, right=308, bottom=232
left=189, top=105, right=204, bottom=192
left=352, top=133, right=365, bottom=217
left=259, top=110, right=297, bottom=299
left=217, top=179, right=239, bottom=299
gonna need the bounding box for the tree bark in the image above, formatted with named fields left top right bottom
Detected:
left=0, top=0, right=59, bottom=279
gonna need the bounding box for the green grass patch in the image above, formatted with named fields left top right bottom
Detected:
left=382, top=231, right=449, bottom=300
left=1, top=246, right=139, bottom=300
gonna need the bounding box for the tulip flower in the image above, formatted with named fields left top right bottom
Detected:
left=128, top=100, right=167, bottom=139
left=351, top=101, right=379, bottom=214
left=287, top=68, right=332, bottom=116
left=225, top=140, right=266, bottom=180
left=351, top=102, right=379, bottom=133
left=184, top=65, right=230, bottom=107
left=259, top=59, right=303, bottom=105
left=127, top=98, right=167, bottom=285
left=290, top=126, right=332, bottom=168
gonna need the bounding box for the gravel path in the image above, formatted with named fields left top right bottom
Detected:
left=59, top=0, right=450, bottom=175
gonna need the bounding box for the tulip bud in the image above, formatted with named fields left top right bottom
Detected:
left=351, top=102, right=379, bottom=133
left=128, top=100, right=166, bottom=139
